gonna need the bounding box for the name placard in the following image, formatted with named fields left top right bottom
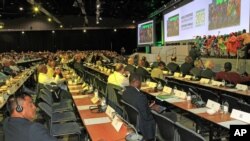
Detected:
left=105, top=105, right=115, bottom=118
left=184, top=75, right=192, bottom=80
left=111, top=115, right=123, bottom=132
left=206, top=99, right=220, bottom=111
left=174, top=72, right=181, bottom=78
left=174, top=89, right=187, bottom=99
left=163, top=86, right=172, bottom=94
left=236, top=84, right=248, bottom=91
left=231, top=109, right=250, bottom=124
left=211, top=80, right=223, bottom=86
left=200, top=78, right=210, bottom=84
left=91, top=96, right=100, bottom=104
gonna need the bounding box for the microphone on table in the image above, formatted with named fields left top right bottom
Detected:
left=112, top=112, right=143, bottom=141
left=189, top=88, right=205, bottom=108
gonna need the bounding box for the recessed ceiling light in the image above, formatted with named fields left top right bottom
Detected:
left=60, top=25, right=63, bottom=28
left=114, top=29, right=117, bottom=32
left=52, top=30, right=55, bottom=34
left=21, top=31, right=25, bottom=34
left=48, top=18, right=52, bottom=22
left=19, top=7, right=24, bottom=11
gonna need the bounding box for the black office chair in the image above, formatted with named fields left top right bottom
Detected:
left=38, top=102, right=77, bottom=123
left=106, top=83, right=123, bottom=116
left=221, top=94, right=241, bottom=113
left=121, top=99, right=139, bottom=130
left=238, top=100, right=250, bottom=113
left=175, top=122, right=206, bottom=141
left=167, top=80, right=182, bottom=90
left=151, top=110, right=176, bottom=141
left=39, top=89, right=74, bottom=112
left=197, top=88, right=219, bottom=103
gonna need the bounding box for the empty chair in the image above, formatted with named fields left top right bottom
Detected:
left=221, top=94, right=241, bottom=113
left=197, top=88, right=219, bottom=103
left=175, top=122, right=206, bottom=141
left=39, top=89, right=74, bottom=112
left=38, top=102, right=77, bottom=123
left=238, top=101, right=250, bottom=113
left=106, top=83, right=123, bottom=115
left=151, top=110, right=176, bottom=141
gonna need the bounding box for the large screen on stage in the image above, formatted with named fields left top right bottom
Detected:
left=137, top=20, right=154, bottom=46
left=164, top=0, right=250, bottom=42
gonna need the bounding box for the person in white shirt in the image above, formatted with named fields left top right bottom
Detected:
left=108, top=63, right=129, bottom=88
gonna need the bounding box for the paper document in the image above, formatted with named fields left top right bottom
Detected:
left=77, top=105, right=96, bottom=110
left=69, top=89, right=80, bottom=93
left=218, top=120, right=248, bottom=129
left=165, top=97, right=185, bottom=103
left=73, top=95, right=88, bottom=99
left=84, top=117, right=111, bottom=125
left=188, top=108, right=208, bottom=114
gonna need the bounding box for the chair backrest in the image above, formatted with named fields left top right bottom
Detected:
left=197, top=88, right=219, bottom=103
left=40, top=89, right=53, bottom=106
left=106, top=83, right=123, bottom=105
left=151, top=110, right=176, bottom=141
left=175, top=122, right=206, bottom=141
left=38, top=102, right=52, bottom=118
left=237, top=101, right=250, bottom=113
left=221, top=94, right=241, bottom=113
left=121, top=99, right=139, bottom=129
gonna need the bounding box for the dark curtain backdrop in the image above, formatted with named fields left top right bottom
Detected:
left=0, top=29, right=136, bottom=54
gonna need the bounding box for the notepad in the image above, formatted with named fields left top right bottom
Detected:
left=73, top=95, right=88, bottom=99
left=164, top=97, right=185, bottom=103
left=77, top=105, right=96, bottom=110
left=84, top=117, right=111, bottom=125
left=188, top=108, right=208, bottom=114
left=218, top=120, right=248, bottom=129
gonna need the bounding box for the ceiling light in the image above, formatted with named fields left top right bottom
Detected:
left=21, top=31, right=25, bottom=34
left=52, top=30, right=55, bottom=34
left=83, top=29, right=87, bottom=33
left=33, top=6, right=39, bottom=12
left=96, top=21, right=99, bottom=24
left=48, top=18, right=52, bottom=22
left=19, top=7, right=24, bottom=11
left=60, top=25, right=63, bottom=28
left=132, top=20, right=135, bottom=23
left=114, top=29, right=117, bottom=32
left=99, top=17, right=102, bottom=20
left=0, top=25, right=3, bottom=29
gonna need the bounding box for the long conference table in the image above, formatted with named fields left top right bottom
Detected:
left=79, top=64, right=250, bottom=140
left=68, top=83, right=128, bottom=141
left=0, top=66, right=37, bottom=109
left=141, top=86, right=250, bottom=141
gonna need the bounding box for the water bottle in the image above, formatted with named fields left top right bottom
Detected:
left=157, top=82, right=163, bottom=91
left=222, top=79, right=226, bottom=87
left=172, top=85, right=177, bottom=95
left=223, top=101, right=229, bottom=114
left=94, top=89, right=99, bottom=98
left=187, top=91, right=192, bottom=101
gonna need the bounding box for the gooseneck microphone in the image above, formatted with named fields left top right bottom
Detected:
left=112, top=112, right=143, bottom=141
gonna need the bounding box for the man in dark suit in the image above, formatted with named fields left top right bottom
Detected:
left=124, top=57, right=136, bottom=74
left=3, top=93, right=57, bottom=141
left=136, top=59, right=150, bottom=82
left=122, top=73, right=177, bottom=140
left=151, top=55, right=166, bottom=69
left=166, top=56, right=180, bottom=74
left=122, top=73, right=156, bottom=140
left=180, top=56, right=193, bottom=76
left=189, top=45, right=201, bottom=62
